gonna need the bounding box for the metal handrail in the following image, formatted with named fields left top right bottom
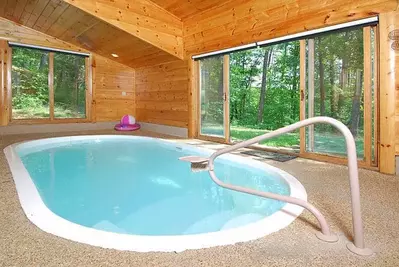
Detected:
left=206, top=117, right=373, bottom=256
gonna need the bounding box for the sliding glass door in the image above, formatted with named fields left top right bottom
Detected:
left=196, top=24, right=378, bottom=168
left=199, top=55, right=229, bottom=141
left=229, top=42, right=300, bottom=152
left=303, top=26, right=377, bottom=164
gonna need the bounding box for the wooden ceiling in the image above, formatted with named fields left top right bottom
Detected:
left=0, top=0, right=178, bottom=68
left=150, top=0, right=234, bottom=20
left=0, top=0, right=397, bottom=68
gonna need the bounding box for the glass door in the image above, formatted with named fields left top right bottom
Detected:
left=228, top=42, right=300, bottom=152
left=199, top=55, right=229, bottom=142
left=303, top=26, right=377, bottom=164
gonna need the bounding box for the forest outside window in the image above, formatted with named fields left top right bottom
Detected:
left=197, top=23, right=378, bottom=167
left=304, top=25, right=376, bottom=162
left=11, top=46, right=88, bottom=120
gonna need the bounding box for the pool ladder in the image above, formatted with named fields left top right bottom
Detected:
left=181, top=117, right=373, bottom=256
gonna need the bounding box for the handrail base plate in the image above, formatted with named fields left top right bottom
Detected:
left=346, top=242, right=374, bottom=256
left=315, top=232, right=339, bottom=243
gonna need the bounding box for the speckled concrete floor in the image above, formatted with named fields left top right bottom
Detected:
left=1, top=130, right=399, bottom=267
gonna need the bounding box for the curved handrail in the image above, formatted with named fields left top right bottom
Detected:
left=206, top=116, right=372, bottom=255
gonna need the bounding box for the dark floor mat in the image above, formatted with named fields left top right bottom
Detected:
left=240, top=150, right=297, bottom=162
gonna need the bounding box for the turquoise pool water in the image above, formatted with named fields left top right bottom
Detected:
left=17, top=137, right=290, bottom=236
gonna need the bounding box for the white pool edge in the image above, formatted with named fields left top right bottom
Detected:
left=4, top=135, right=307, bottom=252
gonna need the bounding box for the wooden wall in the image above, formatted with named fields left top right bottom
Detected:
left=183, top=0, right=397, bottom=56
left=0, top=41, right=11, bottom=126
left=135, top=60, right=189, bottom=128
left=381, top=12, right=399, bottom=158
left=93, top=56, right=135, bottom=122
left=0, top=17, right=135, bottom=124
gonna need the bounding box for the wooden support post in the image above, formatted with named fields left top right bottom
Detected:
left=307, top=39, right=315, bottom=152
left=49, top=52, right=54, bottom=120
left=188, top=59, right=199, bottom=138
left=378, top=12, right=397, bottom=174
left=363, top=27, right=372, bottom=165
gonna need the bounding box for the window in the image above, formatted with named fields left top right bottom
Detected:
left=229, top=41, right=300, bottom=151
left=54, top=53, right=86, bottom=118
left=304, top=26, right=376, bottom=161
left=199, top=56, right=225, bottom=137
left=11, top=46, right=88, bottom=120
left=197, top=23, right=378, bottom=167
left=12, top=47, right=49, bottom=119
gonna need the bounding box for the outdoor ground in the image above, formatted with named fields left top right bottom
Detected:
left=12, top=106, right=85, bottom=119
left=203, top=124, right=365, bottom=157
left=0, top=129, right=398, bottom=267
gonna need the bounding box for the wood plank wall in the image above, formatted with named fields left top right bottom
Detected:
left=379, top=11, right=398, bottom=174
left=0, top=41, right=10, bottom=126
left=183, top=0, right=397, bottom=57
left=135, top=60, right=189, bottom=128
left=94, top=56, right=135, bottom=122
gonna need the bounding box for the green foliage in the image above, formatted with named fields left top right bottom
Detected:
left=13, top=93, right=46, bottom=109
left=229, top=42, right=300, bottom=130
left=201, top=26, right=370, bottom=156
left=11, top=47, right=86, bottom=119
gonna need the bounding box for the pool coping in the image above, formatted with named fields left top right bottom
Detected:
left=3, top=135, right=307, bottom=252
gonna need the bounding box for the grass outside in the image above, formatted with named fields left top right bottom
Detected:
left=202, top=124, right=365, bottom=158
left=12, top=106, right=85, bottom=119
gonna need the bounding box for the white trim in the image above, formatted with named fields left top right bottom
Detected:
left=192, top=43, right=257, bottom=60
left=140, top=122, right=188, bottom=138
left=4, top=135, right=306, bottom=252
left=257, top=17, right=378, bottom=46
left=8, top=41, right=90, bottom=57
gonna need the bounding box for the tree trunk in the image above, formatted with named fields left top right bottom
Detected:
left=349, top=69, right=363, bottom=136
left=328, top=35, right=337, bottom=118
left=281, top=43, right=287, bottom=81
left=257, top=47, right=273, bottom=124
left=338, top=38, right=348, bottom=115
left=39, top=53, right=47, bottom=71
left=318, top=43, right=326, bottom=116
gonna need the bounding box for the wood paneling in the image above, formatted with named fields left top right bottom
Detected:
left=379, top=11, right=397, bottom=174
left=0, top=40, right=10, bottom=126
left=135, top=60, right=189, bottom=127
left=183, top=0, right=398, bottom=56
left=187, top=59, right=198, bottom=137
left=0, top=16, right=85, bottom=51
left=0, top=0, right=178, bottom=68
left=63, top=0, right=184, bottom=59
left=93, top=56, right=135, bottom=122
left=151, top=0, right=233, bottom=20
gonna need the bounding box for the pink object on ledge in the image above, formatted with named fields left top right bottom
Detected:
left=114, top=115, right=140, bottom=131
left=114, top=123, right=141, bottom=131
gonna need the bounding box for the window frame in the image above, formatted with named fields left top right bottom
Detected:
left=8, top=46, right=93, bottom=124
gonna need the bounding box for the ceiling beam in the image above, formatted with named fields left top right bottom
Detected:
left=63, top=0, right=184, bottom=59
